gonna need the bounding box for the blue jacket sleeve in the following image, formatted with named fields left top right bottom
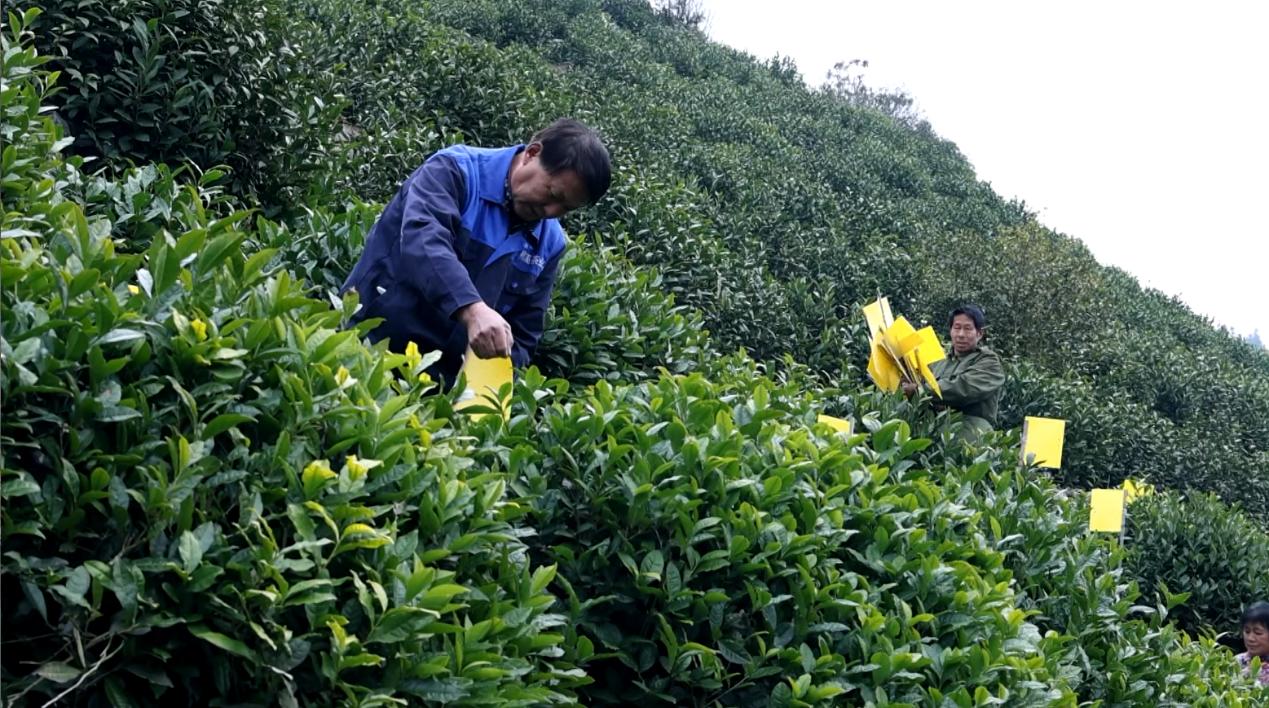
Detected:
left=397, top=156, right=483, bottom=318
left=508, top=250, right=564, bottom=368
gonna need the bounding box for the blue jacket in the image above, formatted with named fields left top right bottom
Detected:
left=342, top=145, right=566, bottom=380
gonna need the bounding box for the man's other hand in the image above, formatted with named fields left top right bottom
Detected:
left=457, top=301, right=513, bottom=358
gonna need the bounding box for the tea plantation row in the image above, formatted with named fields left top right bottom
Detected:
left=4, top=2, right=1269, bottom=706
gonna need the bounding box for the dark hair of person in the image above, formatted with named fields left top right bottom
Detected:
left=948, top=304, right=987, bottom=331
left=531, top=118, right=611, bottom=204
left=1243, top=601, right=1269, bottom=629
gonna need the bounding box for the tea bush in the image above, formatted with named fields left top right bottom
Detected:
left=1, top=20, right=576, bottom=704
left=27, top=0, right=343, bottom=203
left=999, top=360, right=1269, bottom=513
left=535, top=244, right=711, bottom=385
left=481, top=368, right=1071, bottom=705
left=458, top=360, right=1266, bottom=706
left=1124, top=491, right=1269, bottom=641
left=853, top=398, right=1269, bottom=706
left=28, top=0, right=1269, bottom=517
left=9, top=0, right=1269, bottom=704
left=931, top=451, right=1258, bottom=705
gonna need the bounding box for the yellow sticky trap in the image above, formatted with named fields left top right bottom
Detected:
left=867, top=339, right=903, bottom=391
left=1123, top=478, right=1154, bottom=503
left=455, top=347, right=512, bottom=419
left=1089, top=489, right=1126, bottom=532
left=1021, top=416, right=1066, bottom=468
left=911, top=327, right=945, bottom=366
left=817, top=414, right=852, bottom=435
left=882, top=317, right=918, bottom=360
left=906, top=327, right=946, bottom=397
left=898, top=324, right=943, bottom=364
left=918, top=361, right=941, bottom=399
left=899, top=331, right=926, bottom=361
left=862, top=298, right=892, bottom=343
left=862, top=300, right=945, bottom=396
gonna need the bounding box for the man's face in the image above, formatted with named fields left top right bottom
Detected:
left=508, top=143, right=589, bottom=222
left=949, top=314, right=982, bottom=355
left=1246, top=621, right=1269, bottom=657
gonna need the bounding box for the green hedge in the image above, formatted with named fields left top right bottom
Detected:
left=1, top=26, right=575, bottom=702
left=28, top=0, right=343, bottom=203
left=1124, top=491, right=1269, bottom=640
left=7, top=3, right=1269, bottom=706
left=492, top=369, right=1069, bottom=705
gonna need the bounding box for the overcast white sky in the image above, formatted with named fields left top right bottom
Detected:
left=697, top=0, right=1268, bottom=340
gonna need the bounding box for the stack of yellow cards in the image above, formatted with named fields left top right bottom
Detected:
left=862, top=297, right=945, bottom=397
left=454, top=347, right=512, bottom=419
left=1020, top=416, right=1065, bottom=468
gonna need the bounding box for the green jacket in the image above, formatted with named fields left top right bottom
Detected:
left=931, top=344, right=1005, bottom=436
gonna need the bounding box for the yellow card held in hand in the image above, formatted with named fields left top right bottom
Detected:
left=867, top=339, right=903, bottom=391
left=881, top=316, right=917, bottom=361
left=1021, top=416, right=1065, bottom=468
left=911, top=327, right=945, bottom=366
left=907, top=327, right=945, bottom=398
left=862, top=298, right=892, bottom=343
left=1089, top=488, right=1126, bottom=533
left=455, top=347, right=512, bottom=419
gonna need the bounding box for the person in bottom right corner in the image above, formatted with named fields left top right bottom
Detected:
left=1237, top=601, right=1269, bottom=686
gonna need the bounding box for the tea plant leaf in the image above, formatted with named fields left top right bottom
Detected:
left=189, top=625, right=257, bottom=661
left=35, top=661, right=81, bottom=684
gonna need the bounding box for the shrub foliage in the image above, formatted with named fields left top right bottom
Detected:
left=6, top=0, right=1269, bottom=705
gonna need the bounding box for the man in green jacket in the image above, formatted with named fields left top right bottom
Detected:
left=907, top=305, right=1005, bottom=440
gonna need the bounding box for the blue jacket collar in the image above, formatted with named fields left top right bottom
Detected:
left=478, top=144, right=546, bottom=242
left=477, top=144, right=521, bottom=205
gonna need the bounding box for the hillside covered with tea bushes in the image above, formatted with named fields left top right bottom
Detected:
left=3, top=0, right=1269, bottom=705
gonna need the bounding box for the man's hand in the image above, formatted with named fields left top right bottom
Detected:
left=457, top=301, right=513, bottom=358
left=900, top=380, right=918, bottom=397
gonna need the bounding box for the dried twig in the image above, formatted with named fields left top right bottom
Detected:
left=39, top=637, right=123, bottom=708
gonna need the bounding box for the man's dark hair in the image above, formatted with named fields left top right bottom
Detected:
left=1243, top=601, right=1269, bottom=629
left=531, top=118, right=611, bottom=204
left=949, top=304, right=987, bottom=331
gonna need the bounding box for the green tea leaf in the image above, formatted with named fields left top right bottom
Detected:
left=189, top=624, right=257, bottom=661
left=98, top=328, right=145, bottom=346
left=178, top=530, right=202, bottom=574
left=35, top=661, right=81, bottom=684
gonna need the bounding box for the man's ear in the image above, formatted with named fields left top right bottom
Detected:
left=524, top=141, right=543, bottom=159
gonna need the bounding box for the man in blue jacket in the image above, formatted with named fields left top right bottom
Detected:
left=342, top=119, right=611, bottom=384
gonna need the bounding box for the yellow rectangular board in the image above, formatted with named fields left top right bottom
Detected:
left=455, top=347, right=512, bottom=419
left=900, top=328, right=939, bottom=365
left=908, top=327, right=945, bottom=367
left=881, top=316, right=917, bottom=362
left=918, top=361, right=942, bottom=399
left=906, top=327, right=945, bottom=398
left=1021, top=416, right=1066, bottom=468
left=1089, top=488, right=1126, bottom=533
left=867, top=339, right=903, bottom=391
left=817, top=414, right=852, bottom=435
left=862, top=298, right=892, bottom=343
